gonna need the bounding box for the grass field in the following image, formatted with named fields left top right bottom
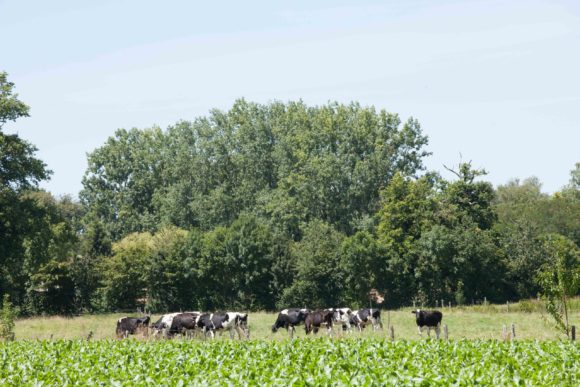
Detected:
left=13, top=300, right=580, bottom=341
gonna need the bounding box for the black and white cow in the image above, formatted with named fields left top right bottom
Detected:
left=116, top=315, right=150, bottom=338
left=271, top=308, right=310, bottom=338
left=331, top=308, right=353, bottom=332
left=196, top=313, right=242, bottom=339
left=225, top=312, right=250, bottom=339
left=168, top=312, right=201, bottom=338
left=412, top=309, right=443, bottom=338
left=305, top=310, right=334, bottom=335
left=351, top=308, right=382, bottom=331
left=150, top=312, right=182, bottom=337
left=203, top=312, right=249, bottom=339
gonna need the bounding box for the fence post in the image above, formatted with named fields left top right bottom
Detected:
left=444, top=324, right=448, bottom=341
left=511, top=323, right=516, bottom=339
left=484, top=297, right=487, bottom=306
left=441, top=299, right=444, bottom=310
left=390, top=325, right=395, bottom=341
left=436, top=300, right=438, bottom=308
left=448, top=301, right=451, bottom=310
left=413, top=301, right=416, bottom=309
left=502, top=324, right=507, bottom=340
left=571, top=326, right=576, bottom=342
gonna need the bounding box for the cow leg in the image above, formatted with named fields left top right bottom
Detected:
left=435, top=324, right=441, bottom=339
left=427, top=327, right=431, bottom=338
left=418, top=326, right=422, bottom=337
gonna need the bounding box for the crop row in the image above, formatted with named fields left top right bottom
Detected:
left=1, top=339, right=578, bottom=385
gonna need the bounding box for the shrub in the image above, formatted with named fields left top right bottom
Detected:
left=0, top=294, right=17, bottom=341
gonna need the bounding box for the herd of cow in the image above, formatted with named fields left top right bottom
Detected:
left=116, top=308, right=444, bottom=340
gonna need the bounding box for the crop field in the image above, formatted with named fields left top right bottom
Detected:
left=1, top=339, right=578, bottom=385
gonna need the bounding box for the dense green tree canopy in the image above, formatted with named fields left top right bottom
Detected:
left=0, top=73, right=56, bottom=305
left=81, top=100, right=430, bottom=241
left=1, top=74, right=578, bottom=314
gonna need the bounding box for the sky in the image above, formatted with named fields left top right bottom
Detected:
left=1, top=0, right=579, bottom=197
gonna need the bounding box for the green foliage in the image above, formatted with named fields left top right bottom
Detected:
left=280, top=220, right=345, bottom=308
left=99, top=232, right=153, bottom=311
left=340, top=231, right=386, bottom=306
left=0, top=73, right=56, bottom=309
left=0, top=72, right=29, bottom=129
left=81, top=100, right=430, bottom=240
left=145, top=227, right=190, bottom=312
left=537, top=234, right=580, bottom=337
left=2, top=78, right=577, bottom=316
left=375, top=173, right=437, bottom=305
left=0, top=339, right=578, bottom=385
left=28, top=260, right=76, bottom=315
left=0, top=294, right=16, bottom=341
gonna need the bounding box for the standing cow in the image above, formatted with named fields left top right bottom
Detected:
left=305, top=310, right=334, bottom=335
left=223, top=312, right=250, bottom=339
left=168, top=312, right=201, bottom=338
left=332, top=308, right=353, bottom=332
left=196, top=313, right=245, bottom=339
left=272, top=308, right=310, bottom=338
left=351, top=309, right=383, bottom=331
left=150, top=312, right=182, bottom=337
left=198, top=312, right=249, bottom=339
left=412, top=309, right=443, bottom=338
left=116, top=316, right=150, bottom=338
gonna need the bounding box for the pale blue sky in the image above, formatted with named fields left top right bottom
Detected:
left=2, top=0, right=579, bottom=196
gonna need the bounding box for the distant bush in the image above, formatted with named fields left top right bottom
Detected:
left=0, top=294, right=17, bottom=341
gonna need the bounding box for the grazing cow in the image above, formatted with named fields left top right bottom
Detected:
left=332, top=308, right=353, bottom=332
left=305, top=310, right=334, bottom=335
left=271, top=308, right=310, bottom=338
left=222, top=312, right=249, bottom=339
left=351, top=309, right=383, bottom=331
left=150, top=313, right=182, bottom=337
left=198, top=312, right=249, bottom=339
left=195, top=313, right=233, bottom=339
left=116, top=316, right=150, bottom=338
left=168, top=312, right=201, bottom=338
left=412, top=309, right=443, bottom=338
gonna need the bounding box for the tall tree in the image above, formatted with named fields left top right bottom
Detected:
left=0, top=72, right=51, bottom=303
left=81, top=100, right=430, bottom=242
left=375, top=173, right=438, bottom=305
left=279, top=220, right=345, bottom=308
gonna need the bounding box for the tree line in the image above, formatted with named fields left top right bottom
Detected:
left=1, top=72, right=578, bottom=315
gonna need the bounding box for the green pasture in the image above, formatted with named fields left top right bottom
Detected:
left=13, top=300, right=580, bottom=341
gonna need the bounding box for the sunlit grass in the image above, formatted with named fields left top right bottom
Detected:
left=14, top=299, right=579, bottom=341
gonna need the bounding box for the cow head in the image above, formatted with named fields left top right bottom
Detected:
left=412, top=309, right=423, bottom=323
